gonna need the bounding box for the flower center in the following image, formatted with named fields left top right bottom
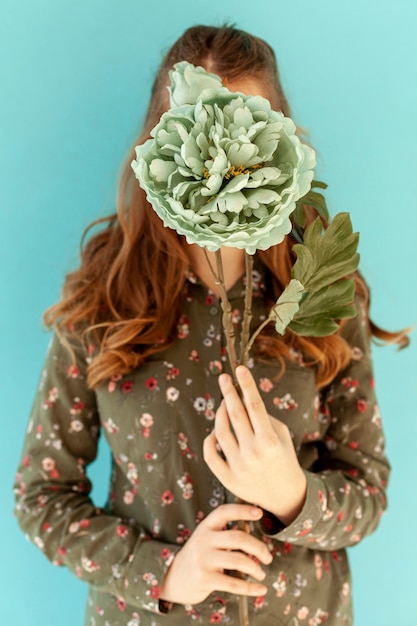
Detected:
left=202, top=163, right=263, bottom=181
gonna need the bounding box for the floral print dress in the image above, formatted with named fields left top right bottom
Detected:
left=14, top=263, right=390, bottom=625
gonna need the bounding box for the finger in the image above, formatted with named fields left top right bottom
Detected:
left=216, top=529, right=273, bottom=566
left=219, top=550, right=266, bottom=582
left=203, top=430, right=230, bottom=483
left=210, top=571, right=268, bottom=598
left=203, top=503, right=264, bottom=530
left=235, top=365, right=271, bottom=436
left=214, top=400, right=239, bottom=458
left=218, top=373, right=254, bottom=444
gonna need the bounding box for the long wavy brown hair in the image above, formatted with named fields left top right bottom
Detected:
left=44, top=25, right=409, bottom=389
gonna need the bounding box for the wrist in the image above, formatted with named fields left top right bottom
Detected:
left=266, top=471, right=307, bottom=527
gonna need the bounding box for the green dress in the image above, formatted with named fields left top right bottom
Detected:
left=14, top=263, right=389, bottom=625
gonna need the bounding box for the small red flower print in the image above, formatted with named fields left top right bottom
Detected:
left=57, top=546, right=67, bottom=556
left=357, top=399, right=368, bottom=413
left=259, top=377, right=273, bottom=393
left=297, top=519, right=312, bottom=537
left=22, top=455, right=30, bottom=468
left=161, top=490, right=174, bottom=506
left=150, top=585, right=161, bottom=599
left=189, top=349, right=200, bottom=362
left=210, top=613, right=223, bottom=623
left=341, top=377, right=359, bottom=392
left=283, top=542, right=293, bottom=554
left=145, top=377, right=158, bottom=390
left=205, top=293, right=215, bottom=305
left=79, top=519, right=90, bottom=529
left=348, top=441, right=360, bottom=450
left=116, top=597, right=126, bottom=611
left=67, top=365, right=80, bottom=378
left=121, top=381, right=133, bottom=393
left=347, top=469, right=359, bottom=478
left=166, top=366, right=180, bottom=380
left=160, top=548, right=171, bottom=560
left=70, top=399, right=84, bottom=415
left=42, top=522, right=51, bottom=532
left=337, top=511, right=345, bottom=522
left=116, top=525, right=129, bottom=538
left=344, top=524, right=353, bottom=533
left=254, top=596, right=265, bottom=609
left=176, top=524, right=191, bottom=543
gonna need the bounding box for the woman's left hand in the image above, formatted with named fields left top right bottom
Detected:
left=204, top=365, right=307, bottom=526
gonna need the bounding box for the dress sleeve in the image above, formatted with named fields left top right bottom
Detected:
left=13, top=333, right=180, bottom=613
left=261, top=299, right=391, bottom=550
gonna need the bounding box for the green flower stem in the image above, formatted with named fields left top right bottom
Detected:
left=245, top=312, right=274, bottom=356
left=210, top=250, right=250, bottom=626
left=240, top=253, right=254, bottom=366
left=214, top=250, right=239, bottom=376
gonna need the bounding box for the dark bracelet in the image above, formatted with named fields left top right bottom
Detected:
left=159, top=599, right=173, bottom=614
left=260, top=509, right=286, bottom=534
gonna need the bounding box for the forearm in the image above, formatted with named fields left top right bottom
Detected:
left=260, top=464, right=388, bottom=550
left=15, top=476, right=180, bottom=612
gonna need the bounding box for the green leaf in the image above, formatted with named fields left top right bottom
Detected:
left=289, top=280, right=357, bottom=337
left=292, top=213, right=360, bottom=292
left=270, top=279, right=304, bottom=335
left=293, top=180, right=329, bottom=228
left=289, top=317, right=340, bottom=336
left=288, top=212, right=360, bottom=337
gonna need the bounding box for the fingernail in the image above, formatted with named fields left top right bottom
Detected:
left=236, top=365, right=247, bottom=378
left=218, top=374, right=230, bottom=387
left=251, top=507, right=262, bottom=517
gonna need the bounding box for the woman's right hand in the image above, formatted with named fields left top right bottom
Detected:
left=159, top=503, right=272, bottom=606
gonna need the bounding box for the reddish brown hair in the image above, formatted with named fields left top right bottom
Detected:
left=44, top=25, right=408, bottom=388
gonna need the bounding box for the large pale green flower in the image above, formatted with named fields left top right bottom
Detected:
left=131, top=62, right=316, bottom=254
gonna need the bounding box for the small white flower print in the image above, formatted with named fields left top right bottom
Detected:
left=81, top=557, right=100, bottom=573
left=69, top=419, right=84, bottom=433
left=139, top=413, right=154, bottom=428
left=193, top=397, right=206, bottom=412
left=273, top=393, right=298, bottom=410
left=166, top=387, right=180, bottom=401
left=272, top=571, right=287, bottom=597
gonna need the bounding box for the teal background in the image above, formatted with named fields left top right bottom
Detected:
left=1, top=1, right=416, bottom=624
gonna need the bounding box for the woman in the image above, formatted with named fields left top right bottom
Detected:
left=14, top=25, right=408, bottom=625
